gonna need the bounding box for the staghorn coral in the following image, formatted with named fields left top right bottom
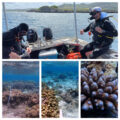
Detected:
left=81, top=67, right=118, bottom=118
left=42, top=84, right=59, bottom=118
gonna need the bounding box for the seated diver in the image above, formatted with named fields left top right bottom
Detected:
left=80, top=7, right=118, bottom=59
left=3, top=23, right=31, bottom=59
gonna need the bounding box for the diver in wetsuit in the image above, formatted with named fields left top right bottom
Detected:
left=3, top=23, right=31, bottom=59
left=80, top=7, right=118, bottom=58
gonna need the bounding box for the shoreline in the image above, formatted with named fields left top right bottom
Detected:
left=6, top=10, right=118, bottom=13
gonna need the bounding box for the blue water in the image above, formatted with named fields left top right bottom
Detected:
left=42, top=61, right=79, bottom=117
left=2, top=62, right=39, bottom=84
left=2, top=12, right=118, bottom=51
left=42, top=61, right=78, bottom=90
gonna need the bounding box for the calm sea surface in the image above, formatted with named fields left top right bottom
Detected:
left=2, top=12, right=118, bottom=51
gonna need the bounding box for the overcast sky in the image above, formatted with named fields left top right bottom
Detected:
left=4, top=2, right=69, bottom=9
left=4, top=2, right=87, bottom=9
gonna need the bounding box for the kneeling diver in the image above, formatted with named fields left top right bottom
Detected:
left=80, top=7, right=118, bottom=58
left=3, top=23, right=31, bottom=59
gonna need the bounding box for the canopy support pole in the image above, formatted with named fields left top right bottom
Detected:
left=3, top=2, right=8, bottom=31
left=73, top=2, right=78, bottom=43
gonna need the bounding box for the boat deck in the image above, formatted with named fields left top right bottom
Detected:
left=29, top=38, right=118, bottom=59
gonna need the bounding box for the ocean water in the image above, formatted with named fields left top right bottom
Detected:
left=42, top=61, right=78, bottom=90
left=2, top=12, right=118, bottom=51
left=2, top=61, right=39, bottom=90
left=42, top=61, right=79, bottom=118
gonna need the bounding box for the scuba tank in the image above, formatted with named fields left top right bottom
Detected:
left=27, top=29, right=38, bottom=43
left=43, top=28, right=53, bottom=40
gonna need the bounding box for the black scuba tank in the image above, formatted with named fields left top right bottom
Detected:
left=27, top=29, right=38, bottom=43
left=43, top=28, right=53, bottom=40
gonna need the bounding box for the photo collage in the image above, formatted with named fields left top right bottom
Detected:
left=1, top=0, right=119, bottom=119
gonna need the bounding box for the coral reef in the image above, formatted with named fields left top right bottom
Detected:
left=84, top=61, right=117, bottom=77
left=25, top=93, right=39, bottom=118
left=42, top=84, right=59, bottom=118
left=3, top=89, right=29, bottom=107
left=26, top=104, right=39, bottom=118
left=3, top=81, right=37, bottom=93
left=12, top=81, right=36, bottom=90
left=104, top=62, right=117, bottom=77
left=86, top=62, right=104, bottom=72
left=81, top=66, right=118, bottom=118
left=3, top=82, right=11, bottom=91
left=2, top=89, right=39, bottom=118
left=42, top=71, right=79, bottom=118
left=27, top=93, right=39, bottom=107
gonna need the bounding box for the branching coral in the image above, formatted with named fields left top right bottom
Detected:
left=42, top=84, right=59, bottom=118
left=81, top=67, right=118, bottom=117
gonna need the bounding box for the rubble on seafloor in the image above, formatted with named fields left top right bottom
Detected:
left=2, top=89, right=39, bottom=118
left=42, top=83, right=60, bottom=118
left=58, top=89, right=78, bottom=118
left=81, top=62, right=118, bottom=118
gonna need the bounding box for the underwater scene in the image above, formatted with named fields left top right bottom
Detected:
left=42, top=61, right=79, bottom=118
left=81, top=61, right=118, bottom=118
left=2, top=61, right=39, bottom=118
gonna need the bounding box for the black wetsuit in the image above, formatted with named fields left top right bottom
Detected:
left=3, top=27, right=26, bottom=59
left=80, top=18, right=118, bottom=58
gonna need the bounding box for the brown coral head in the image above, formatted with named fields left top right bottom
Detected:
left=81, top=67, right=118, bottom=112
